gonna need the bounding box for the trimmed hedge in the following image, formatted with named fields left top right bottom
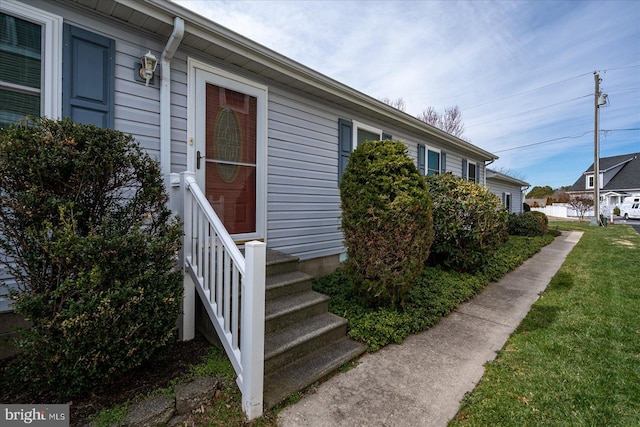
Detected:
left=425, top=173, right=508, bottom=272
left=340, top=139, right=434, bottom=308
left=0, top=119, right=182, bottom=398
left=508, top=211, right=549, bottom=236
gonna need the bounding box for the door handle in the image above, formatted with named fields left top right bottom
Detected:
left=197, top=151, right=201, bottom=169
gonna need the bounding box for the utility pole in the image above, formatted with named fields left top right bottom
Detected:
left=593, top=72, right=601, bottom=226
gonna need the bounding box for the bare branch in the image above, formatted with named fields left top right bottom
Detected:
left=416, top=105, right=467, bottom=139
left=567, top=196, right=594, bottom=222
left=380, top=97, right=407, bottom=112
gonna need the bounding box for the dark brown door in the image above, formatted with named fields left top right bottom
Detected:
left=204, top=83, right=257, bottom=235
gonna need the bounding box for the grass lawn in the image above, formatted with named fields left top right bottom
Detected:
left=451, top=222, right=640, bottom=426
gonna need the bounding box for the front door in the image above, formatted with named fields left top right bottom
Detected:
left=193, top=65, right=267, bottom=241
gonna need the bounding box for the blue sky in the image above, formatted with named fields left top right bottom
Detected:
left=175, top=0, right=640, bottom=189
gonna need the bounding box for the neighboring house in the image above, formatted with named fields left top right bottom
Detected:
left=0, top=0, right=501, bottom=416
left=486, top=169, right=529, bottom=213
left=567, top=152, right=640, bottom=211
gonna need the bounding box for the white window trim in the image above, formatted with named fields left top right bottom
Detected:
left=504, top=192, right=512, bottom=212
left=585, top=174, right=594, bottom=189
left=426, top=146, right=441, bottom=175
left=352, top=120, right=382, bottom=149
left=467, top=159, right=477, bottom=182
left=1, top=0, right=63, bottom=120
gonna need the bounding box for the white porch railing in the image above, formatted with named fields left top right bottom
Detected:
left=170, top=171, right=265, bottom=420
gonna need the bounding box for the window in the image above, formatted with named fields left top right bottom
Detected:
left=0, top=0, right=61, bottom=128
left=468, top=162, right=477, bottom=182
left=586, top=175, right=594, bottom=189
left=353, top=121, right=382, bottom=149
left=503, top=192, right=511, bottom=212
left=462, top=159, right=479, bottom=183
left=427, top=149, right=440, bottom=175
left=417, top=145, right=442, bottom=175
left=338, top=119, right=390, bottom=182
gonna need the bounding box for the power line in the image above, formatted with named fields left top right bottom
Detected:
left=493, top=128, right=640, bottom=153
left=462, top=72, right=592, bottom=111
left=462, top=65, right=639, bottom=112
left=602, top=64, right=640, bottom=72
left=466, top=94, right=591, bottom=128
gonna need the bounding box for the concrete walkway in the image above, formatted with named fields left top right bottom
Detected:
left=277, top=231, right=583, bottom=427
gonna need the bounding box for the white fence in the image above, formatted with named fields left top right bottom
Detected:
left=531, top=203, right=619, bottom=218
left=170, top=172, right=265, bottom=420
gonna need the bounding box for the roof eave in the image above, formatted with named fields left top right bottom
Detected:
left=118, top=0, right=498, bottom=162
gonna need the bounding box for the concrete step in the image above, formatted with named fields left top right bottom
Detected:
left=263, top=337, right=367, bottom=410
left=265, top=249, right=300, bottom=277
left=266, top=270, right=313, bottom=300
left=265, top=291, right=330, bottom=333
left=264, top=312, right=347, bottom=374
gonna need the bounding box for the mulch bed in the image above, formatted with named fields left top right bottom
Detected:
left=0, top=334, right=212, bottom=426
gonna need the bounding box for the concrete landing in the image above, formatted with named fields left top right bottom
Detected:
left=277, top=231, right=583, bottom=427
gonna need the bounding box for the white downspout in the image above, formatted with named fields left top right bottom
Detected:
left=484, top=157, right=497, bottom=187
left=160, top=16, right=185, bottom=183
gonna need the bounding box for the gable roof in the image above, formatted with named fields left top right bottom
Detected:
left=569, top=152, right=640, bottom=192
left=67, top=0, right=497, bottom=161
left=486, top=169, right=529, bottom=187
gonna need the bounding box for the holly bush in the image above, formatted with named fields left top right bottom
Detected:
left=0, top=118, right=182, bottom=397
left=425, top=173, right=508, bottom=272
left=340, top=139, right=433, bottom=308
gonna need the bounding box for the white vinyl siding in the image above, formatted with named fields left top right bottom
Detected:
left=487, top=179, right=524, bottom=213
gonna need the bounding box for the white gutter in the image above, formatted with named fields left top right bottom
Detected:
left=160, top=16, right=185, bottom=181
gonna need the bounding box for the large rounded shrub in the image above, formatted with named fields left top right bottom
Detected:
left=425, top=173, right=508, bottom=272
left=340, top=140, right=433, bottom=308
left=508, top=211, right=548, bottom=236
left=0, top=118, right=182, bottom=397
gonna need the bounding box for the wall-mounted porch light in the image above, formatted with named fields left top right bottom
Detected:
left=139, top=51, right=158, bottom=86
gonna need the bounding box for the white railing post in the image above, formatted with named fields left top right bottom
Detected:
left=167, top=173, right=181, bottom=218
left=179, top=171, right=196, bottom=341
left=241, top=240, right=266, bottom=420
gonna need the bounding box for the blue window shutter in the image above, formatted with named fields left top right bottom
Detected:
left=476, top=162, right=482, bottom=183
left=462, top=159, right=468, bottom=180
left=417, top=144, right=426, bottom=175
left=441, top=152, right=447, bottom=173
left=63, top=24, right=115, bottom=128
left=382, top=132, right=392, bottom=140
left=338, top=118, right=353, bottom=183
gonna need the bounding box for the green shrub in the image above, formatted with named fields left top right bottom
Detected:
left=314, top=234, right=555, bottom=351
left=508, top=211, right=548, bottom=236
left=523, top=202, right=531, bottom=212
left=425, top=173, right=508, bottom=272
left=613, top=206, right=620, bottom=216
left=481, top=234, right=554, bottom=281
left=340, top=139, right=434, bottom=308
left=0, top=118, right=182, bottom=398
left=530, top=210, right=549, bottom=225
